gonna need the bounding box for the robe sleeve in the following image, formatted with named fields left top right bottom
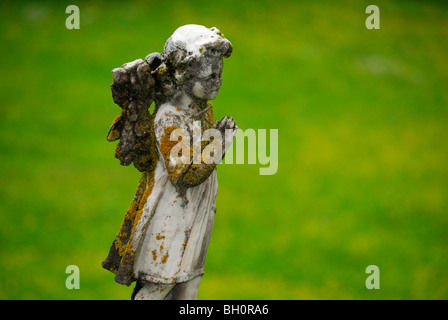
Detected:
left=154, top=113, right=218, bottom=194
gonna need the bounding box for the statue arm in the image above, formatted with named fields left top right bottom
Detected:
left=155, top=115, right=237, bottom=194
left=177, top=116, right=238, bottom=190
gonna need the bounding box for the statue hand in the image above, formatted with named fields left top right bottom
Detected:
left=215, top=116, right=238, bottom=151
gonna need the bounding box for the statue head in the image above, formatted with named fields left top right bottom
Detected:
left=147, top=24, right=233, bottom=103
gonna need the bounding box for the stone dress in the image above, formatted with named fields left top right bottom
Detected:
left=102, top=102, right=219, bottom=286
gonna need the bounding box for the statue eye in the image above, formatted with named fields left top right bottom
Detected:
left=206, top=73, right=218, bottom=80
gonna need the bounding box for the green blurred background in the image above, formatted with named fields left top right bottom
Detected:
left=1, top=0, right=447, bottom=299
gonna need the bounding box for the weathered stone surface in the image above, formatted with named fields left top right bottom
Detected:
left=103, top=24, right=237, bottom=300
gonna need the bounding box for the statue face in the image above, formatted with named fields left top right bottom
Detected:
left=190, top=56, right=223, bottom=101
left=163, top=25, right=231, bottom=102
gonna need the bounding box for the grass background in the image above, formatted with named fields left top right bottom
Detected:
left=1, top=0, right=447, bottom=299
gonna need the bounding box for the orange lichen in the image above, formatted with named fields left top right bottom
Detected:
left=107, top=129, right=121, bottom=142
left=201, top=101, right=215, bottom=129
left=160, top=125, right=189, bottom=183
left=175, top=101, right=224, bottom=188
left=181, top=228, right=191, bottom=252
left=106, top=168, right=156, bottom=277
left=152, top=250, right=158, bottom=261
left=107, top=113, right=124, bottom=142
left=161, top=253, right=169, bottom=263
left=158, top=102, right=223, bottom=192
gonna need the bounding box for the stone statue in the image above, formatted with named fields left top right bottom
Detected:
left=102, top=24, right=237, bottom=300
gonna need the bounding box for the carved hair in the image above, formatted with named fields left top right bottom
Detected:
left=149, top=25, right=232, bottom=101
